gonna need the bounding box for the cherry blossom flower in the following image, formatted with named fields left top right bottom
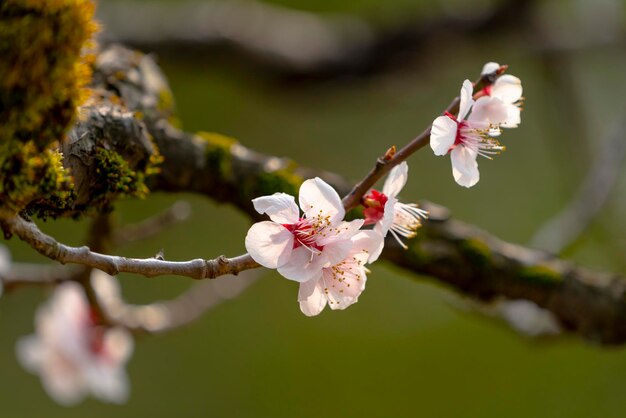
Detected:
left=362, top=162, right=428, bottom=252
left=473, top=61, right=523, bottom=131
left=245, top=177, right=364, bottom=282
left=298, top=230, right=382, bottom=316
left=430, top=79, right=505, bottom=188
left=16, top=272, right=133, bottom=406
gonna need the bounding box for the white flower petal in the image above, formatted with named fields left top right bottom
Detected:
left=103, top=328, right=134, bottom=365
left=0, top=244, right=10, bottom=277
left=382, top=162, right=408, bottom=197
left=378, top=195, right=397, bottom=237
left=322, top=237, right=355, bottom=266
left=91, top=270, right=123, bottom=313
left=86, top=366, right=130, bottom=404
left=481, top=62, right=500, bottom=75
left=40, top=354, right=86, bottom=406
left=430, top=116, right=457, bottom=156
left=278, top=246, right=329, bottom=282
left=252, top=193, right=300, bottom=224
left=451, top=146, right=480, bottom=188
left=16, top=335, right=44, bottom=373
left=492, top=75, right=522, bottom=103
left=322, top=263, right=366, bottom=311
left=317, top=219, right=364, bottom=246
left=299, top=177, right=344, bottom=224
left=458, top=79, right=474, bottom=121
left=245, top=221, right=294, bottom=269
left=503, top=103, right=521, bottom=128
left=367, top=235, right=385, bottom=263
left=298, top=277, right=327, bottom=317
left=351, top=230, right=385, bottom=264
left=469, top=96, right=508, bottom=125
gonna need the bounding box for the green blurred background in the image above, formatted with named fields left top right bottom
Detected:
left=2, top=0, right=626, bottom=416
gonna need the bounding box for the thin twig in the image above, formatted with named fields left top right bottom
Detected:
left=341, top=68, right=504, bottom=211
left=1, top=215, right=260, bottom=280
left=113, top=270, right=261, bottom=334
left=76, top=212, right=117, bottom=325
left=0, top=66, right=500, bottom=282
left=1, top=263, right=83, bottom=291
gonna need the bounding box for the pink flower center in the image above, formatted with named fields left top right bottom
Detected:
left=444, top=111, right=466, bottom=146
left=472, top=85, right=492, bottom=99
left=85, top=308, right=108, bottom=358
left=282, top=218, right=326, bottom=251
left=362, top=189, right=388, bottom=225
left=444, top=111, right=504, bottom=158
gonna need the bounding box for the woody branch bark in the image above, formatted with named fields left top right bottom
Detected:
left=111, top=46, right=626, bottom=343
left=0, top=215, right=259, bottom=280
left=148, top=121, right=626, bottom=343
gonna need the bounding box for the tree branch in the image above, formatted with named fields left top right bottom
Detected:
left=5, top=44, right=626, bottom=344
left=76, top=44, right=626, bottom=344
left=1, top=216, right=260, bottom=280
left=96, top=0, right=535, bottom=79
left=110, top=270, right=260, bottom=334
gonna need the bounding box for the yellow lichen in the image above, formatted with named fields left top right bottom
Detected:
left=0, top=0, right=98, bottom=149
left=0, top=0, right=98, bottom=216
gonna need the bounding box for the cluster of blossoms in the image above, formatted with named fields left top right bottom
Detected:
left=245, top=163, right=427, bottom=316
left=10, top=61, right=523, bottom=406
left=16, top=271, right=133, bottom=406
left=430, top=62, right=523, bottom=187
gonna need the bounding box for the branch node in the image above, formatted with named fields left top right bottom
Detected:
left=202, top=259, right=212, bottom=279
left=108, top=259, right=121, bottom=276
left=383, top=145, right=396, bottom=161
left=375, top=157, right=388, bottom=168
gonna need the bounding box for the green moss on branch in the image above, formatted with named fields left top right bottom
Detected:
left=197, top=132, right=237, bottom=180
left=91, top=148, right=150, bottom=207
left=517, top=265, right=563, bottom=287
left=0, top=0, right=98, bottom=216
left=0, top=0, right=97, bottom=149
left=459, top=238, right=492, bottom=268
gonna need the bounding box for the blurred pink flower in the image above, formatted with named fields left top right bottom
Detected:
left=16, top=272, right=133, bottom=406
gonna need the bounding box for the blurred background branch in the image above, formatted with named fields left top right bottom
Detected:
left=531, top=115, right=626, bottom=254
left=96, top=0, right=536, bottom=79
left=107, top=270, right=260, bottom=335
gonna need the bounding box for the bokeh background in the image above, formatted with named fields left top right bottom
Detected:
left=2, top=0, right=626, bottom=416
